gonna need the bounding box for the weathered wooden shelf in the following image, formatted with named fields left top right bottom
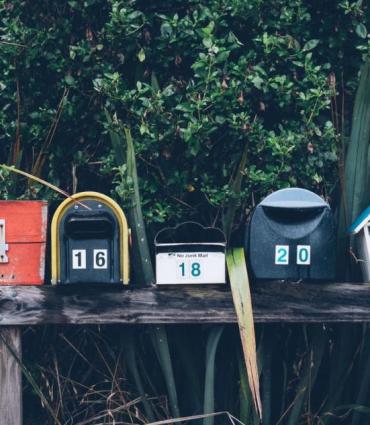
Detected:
left=0, top=281, right=368, bottom=325
left=1, top=282, right=370, bottom=425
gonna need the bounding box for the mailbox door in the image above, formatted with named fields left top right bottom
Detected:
left=62, top=237, right=118, bottom=284
left=247, top=205, right=336, bottom=280
left=59, top=202, right=121, bottom=284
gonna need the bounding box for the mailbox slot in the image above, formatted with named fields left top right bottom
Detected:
left=66, top=215, right=115, bottom=239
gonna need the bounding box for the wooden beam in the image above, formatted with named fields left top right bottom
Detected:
left=0, top=327, right=22, bottom=425
left=0, top=282, right=368, bottom=324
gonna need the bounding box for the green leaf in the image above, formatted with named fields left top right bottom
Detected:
left=302, top=39, right=319, bottom=52
left=137, top=48, right=146, bottom=62
left=251, top=75, right=264, bottom=90
left=226, top=248, right=262, bottom=420
left=356, top=23, right=367, bottom=39
left=150, top=326, right=181, bottom=419
left=160, top=22, right=172, bottom=38
left=123, top=330, right=156, bottom=422
left=202, top=38, right=213, bottom=49
left=202, top=21, right=215, bottom=35
left=64, top=75, right=75, bottom=85
left=338, top=59, right=370, bottom=276
left=203, top=326, right=224, bottom=425
left=222, top=143, right=248, bottom=241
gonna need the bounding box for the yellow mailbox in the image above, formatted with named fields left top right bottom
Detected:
left=51, top=191, right=129, bottom=285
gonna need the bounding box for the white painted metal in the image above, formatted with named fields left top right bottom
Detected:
left=357, top=224, right=370, bottom=282
left=0, top=219, right=9, bottom=264
left=156, top=251, right=226, bottom=284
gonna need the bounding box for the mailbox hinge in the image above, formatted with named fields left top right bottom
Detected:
left=0, top=219, right=9, bottom=263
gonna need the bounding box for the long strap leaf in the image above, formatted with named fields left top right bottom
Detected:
left=337, top=59, right=370, bottom=276
left=226, top=247, right=262, bottom=420
left=107, top=115, right=180, bottom=420
left=125, top=127, right=155, bottom=285
left=222, top=144, right=248, bottom=241
left=203, top=326, right=224, bottom=425
left=150, top=326, right=181, bottom=419
left=0, top=164, right=90, bottom=209
left=124, top=330, right=156, bottom=422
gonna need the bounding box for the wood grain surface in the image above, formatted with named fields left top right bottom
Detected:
left=0, top=327, right=22, bottom=425
left=0, top=282, right=367, bottom=324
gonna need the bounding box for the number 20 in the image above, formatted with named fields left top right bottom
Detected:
left=275, top=245, right=311, bottom=265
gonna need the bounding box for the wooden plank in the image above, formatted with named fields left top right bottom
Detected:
left=0, top=282, right=369, bottom=324
left=0, top=327, right=22, bottom=425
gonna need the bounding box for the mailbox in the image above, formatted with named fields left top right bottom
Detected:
left=246, top=188, right=336, bottom=281
left=51, top=191, right=129, bottom=285
left=155, top=222, right=226, bottom=285
left=0, top=201, right=47, bottom=285
left=348, top=206, right=370, bottom=282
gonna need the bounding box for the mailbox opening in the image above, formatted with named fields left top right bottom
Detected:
left=263, top=205, right=325, bottom=223
left=65, top=215, right=115, bottom=239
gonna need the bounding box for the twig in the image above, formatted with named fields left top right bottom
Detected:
left=32, top=87, right=69, bottom=176
left=0, top=40, right=26, bottom=47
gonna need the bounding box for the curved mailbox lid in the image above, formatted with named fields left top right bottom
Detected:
left=261, top=188, right=329, bottom=210
left=155, top=221, right=226, bottom=247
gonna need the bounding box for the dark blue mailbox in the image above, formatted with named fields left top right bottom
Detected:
left=245, top=188, right=336, bottom=281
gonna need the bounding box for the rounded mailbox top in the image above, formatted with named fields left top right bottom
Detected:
left=155, top=221, right=226, bottom=245
left=260, top=188, right=329, bottom=209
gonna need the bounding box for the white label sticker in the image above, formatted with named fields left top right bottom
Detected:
left=275, top=245, right=289, bottom=265
left=297, top=245, right=311, bottom=265
left=93, top=249, right=108, bottom=269
left=156, top=252, right=226, bottom=284
left=72, top=249, right=86, bottom=269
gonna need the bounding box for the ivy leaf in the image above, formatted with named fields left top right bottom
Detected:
left=302, top=39, right=319, bottom=52
left=137, top=48, right=145, bottom=62
left=356, top=23, right=367, bottom=39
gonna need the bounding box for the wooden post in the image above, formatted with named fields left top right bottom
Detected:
left=0, top=326, right=22, bottom=425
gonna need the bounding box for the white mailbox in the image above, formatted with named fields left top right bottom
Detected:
left=349, top=206, right=370, bottom=282
left=155, top=222, right=226, bottom=285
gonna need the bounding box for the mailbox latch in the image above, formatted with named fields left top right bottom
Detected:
left=0, top=219, right=9, bottom=263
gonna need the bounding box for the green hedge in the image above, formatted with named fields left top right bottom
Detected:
left=1, top=0, right=369, bottom=231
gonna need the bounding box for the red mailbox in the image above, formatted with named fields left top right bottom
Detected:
left=0, top=201, right=48, bottom=285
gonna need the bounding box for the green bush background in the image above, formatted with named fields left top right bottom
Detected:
left=1, top=0, right=369, bottom=231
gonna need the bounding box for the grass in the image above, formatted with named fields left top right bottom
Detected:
left=20, top=323, right=370, bottom=425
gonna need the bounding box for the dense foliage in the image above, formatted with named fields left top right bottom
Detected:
left=1, top=0, right=369, bottom=230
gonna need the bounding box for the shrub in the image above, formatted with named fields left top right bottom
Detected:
left=0, top=0, right=369, bottom=228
